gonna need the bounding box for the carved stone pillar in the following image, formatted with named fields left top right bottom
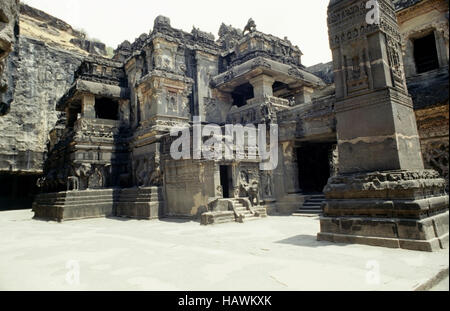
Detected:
left=329, top=144, right=339, bottom=177
left=119, top=99, right=130, bottom=125
left=318, top=0, right=449, bottom=252
left=403, top=39, right=416, bottom=77
left=81, top=94, right=95, bottom=118
left=282, top=141, right=301, bottom=194
left=250, top=75, right=275, bottom=100
left=434, top=29, right=449, bottom=69
left=294, top=86, right=314, bottom=105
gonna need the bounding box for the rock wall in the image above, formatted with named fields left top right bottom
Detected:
left=416, top=103, right=449, bottom=190
left=0, top=0, right=19, bottom=115
left=0, top=3, right=112, bottom=175
left=0, top=36, right=83, bottom=173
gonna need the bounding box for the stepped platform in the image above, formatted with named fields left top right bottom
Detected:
left=33, top=187, right=164, bottom=222
left=115, top=187, right=164, bottom=220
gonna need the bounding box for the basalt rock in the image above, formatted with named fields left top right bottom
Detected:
left=0, top=0, right=19, bottom=116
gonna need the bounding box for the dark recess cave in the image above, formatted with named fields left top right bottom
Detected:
left=95, top=97, right=119, bottom=120
left=231, top=83, right=254, bottom=107
left=414, top=32, right=440, bottom=74
left=297, top=143, right=334, bottom=194
left=220, top=165, right=231, bottom=198
left=0, top=173, right=40, bottom=210
left=272, top=81, right=289, bottom=97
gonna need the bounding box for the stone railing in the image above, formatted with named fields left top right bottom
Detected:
left=74, top=118, right=123, bottom=141
left=226, top=95, right=291, bottom=124
left=266, top=96, right=291, bottom=109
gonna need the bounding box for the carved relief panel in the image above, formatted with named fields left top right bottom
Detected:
left=328, top=0, right=407, bottom=98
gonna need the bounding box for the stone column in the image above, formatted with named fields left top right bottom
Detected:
left=317, top=0, right=449, bottom=252
left=282, top=141, right=301, bottom=194
left=81, top=94, right=96, bottom=118
left=119, top=99, right=130, bottom=125
left=403, top=39, right=416, bottom=77
left=434, top=29, right=448, bottom=69
left=294, top=86, right=314, bottom=105
left=250, top=75, right=275, bottom=100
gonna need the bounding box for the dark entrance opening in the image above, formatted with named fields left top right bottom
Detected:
left=220, top=165, right=231, bottom=198
left=95, top=97, right=119, bottom=120
left=272, top=81, right=290, bottom=98
left=0, top=173, right=40, bottom=210
left=414, top=32, right=440, bottom=74
left=67, top=106, right=81, bottom=128
left=231, top=83, right=254, bottom=108
left=297, top=142, right=334, bottom=194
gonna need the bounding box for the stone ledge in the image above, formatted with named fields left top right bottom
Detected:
left=317, top=231, right=448, bottom=252
left=325, top=170, right=447, bottom=200
left=318, top=211, right=449, bottom=251
left=324, top=195, right=449, bottom=218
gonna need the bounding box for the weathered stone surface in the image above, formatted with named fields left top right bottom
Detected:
left=0, top=36, right=83, bottom=173
left=115, top=187, right=164, bottom=220
left=306, top=62, right=334, bottom=84
left=415, top=103, right=449, bottom=190
left=0, top=4, right=115, bottom=178
left=19, top=4, right=106, bottom=56
left=318, top=211, right=449, bottom=251
left=33, top=188, right=119, bottom=222
left=0, top=1, right=446, bottom=244
left=0, top=0, right=19, bottom=116
left=395, top=0, right=449, bottom=191
left=318, top=0, right=449, bottom=251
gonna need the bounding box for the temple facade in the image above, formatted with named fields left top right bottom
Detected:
left=33, top=15, right=331, bottom=223
left=1, top=0, right=447, bottom=251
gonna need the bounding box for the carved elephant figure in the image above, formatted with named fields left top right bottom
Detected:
left=73, top=163, right=93, bottom=189
left=74, top=163, right=93, bottom=177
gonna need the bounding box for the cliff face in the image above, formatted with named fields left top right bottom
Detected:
left=0, top=4, right=108, bottom=174
left=0, top=36, right=83, bottom=173
left=0, top=0, right=19, bottom=115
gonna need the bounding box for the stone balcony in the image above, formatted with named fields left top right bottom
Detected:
left=73, top=117, right=127, bottom=144
left=226, top=96, right=291, bottom=125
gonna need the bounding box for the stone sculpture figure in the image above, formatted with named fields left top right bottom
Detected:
left=243, top=18, right=256, bottom=35
left=149, top=158, right=163, bottom=186
left=88, top=167, right=104, bottom=189
left=247, top=181, right=260, bottom=207
left=216, top=185, right=223, bottom=198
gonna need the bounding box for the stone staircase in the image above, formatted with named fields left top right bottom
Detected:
left=201, top=198, right=267, bottom=225
left=293, top=194, right=325, bottom=217
left=231, top=198, right=267, bottom=222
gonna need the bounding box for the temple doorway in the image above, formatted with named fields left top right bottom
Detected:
left=297, top=143, right=334, bottom=194
left=220, top=165, right=232, bottom=198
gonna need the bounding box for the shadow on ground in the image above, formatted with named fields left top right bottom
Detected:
left=276, top=234, right=350, bottom=248
left=158, top=217, right=199, bottom=224
left=106, top=216, right=196, bottom=224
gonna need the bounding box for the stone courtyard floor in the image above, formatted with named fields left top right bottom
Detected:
left=0, top=210, right=448, bottom=291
